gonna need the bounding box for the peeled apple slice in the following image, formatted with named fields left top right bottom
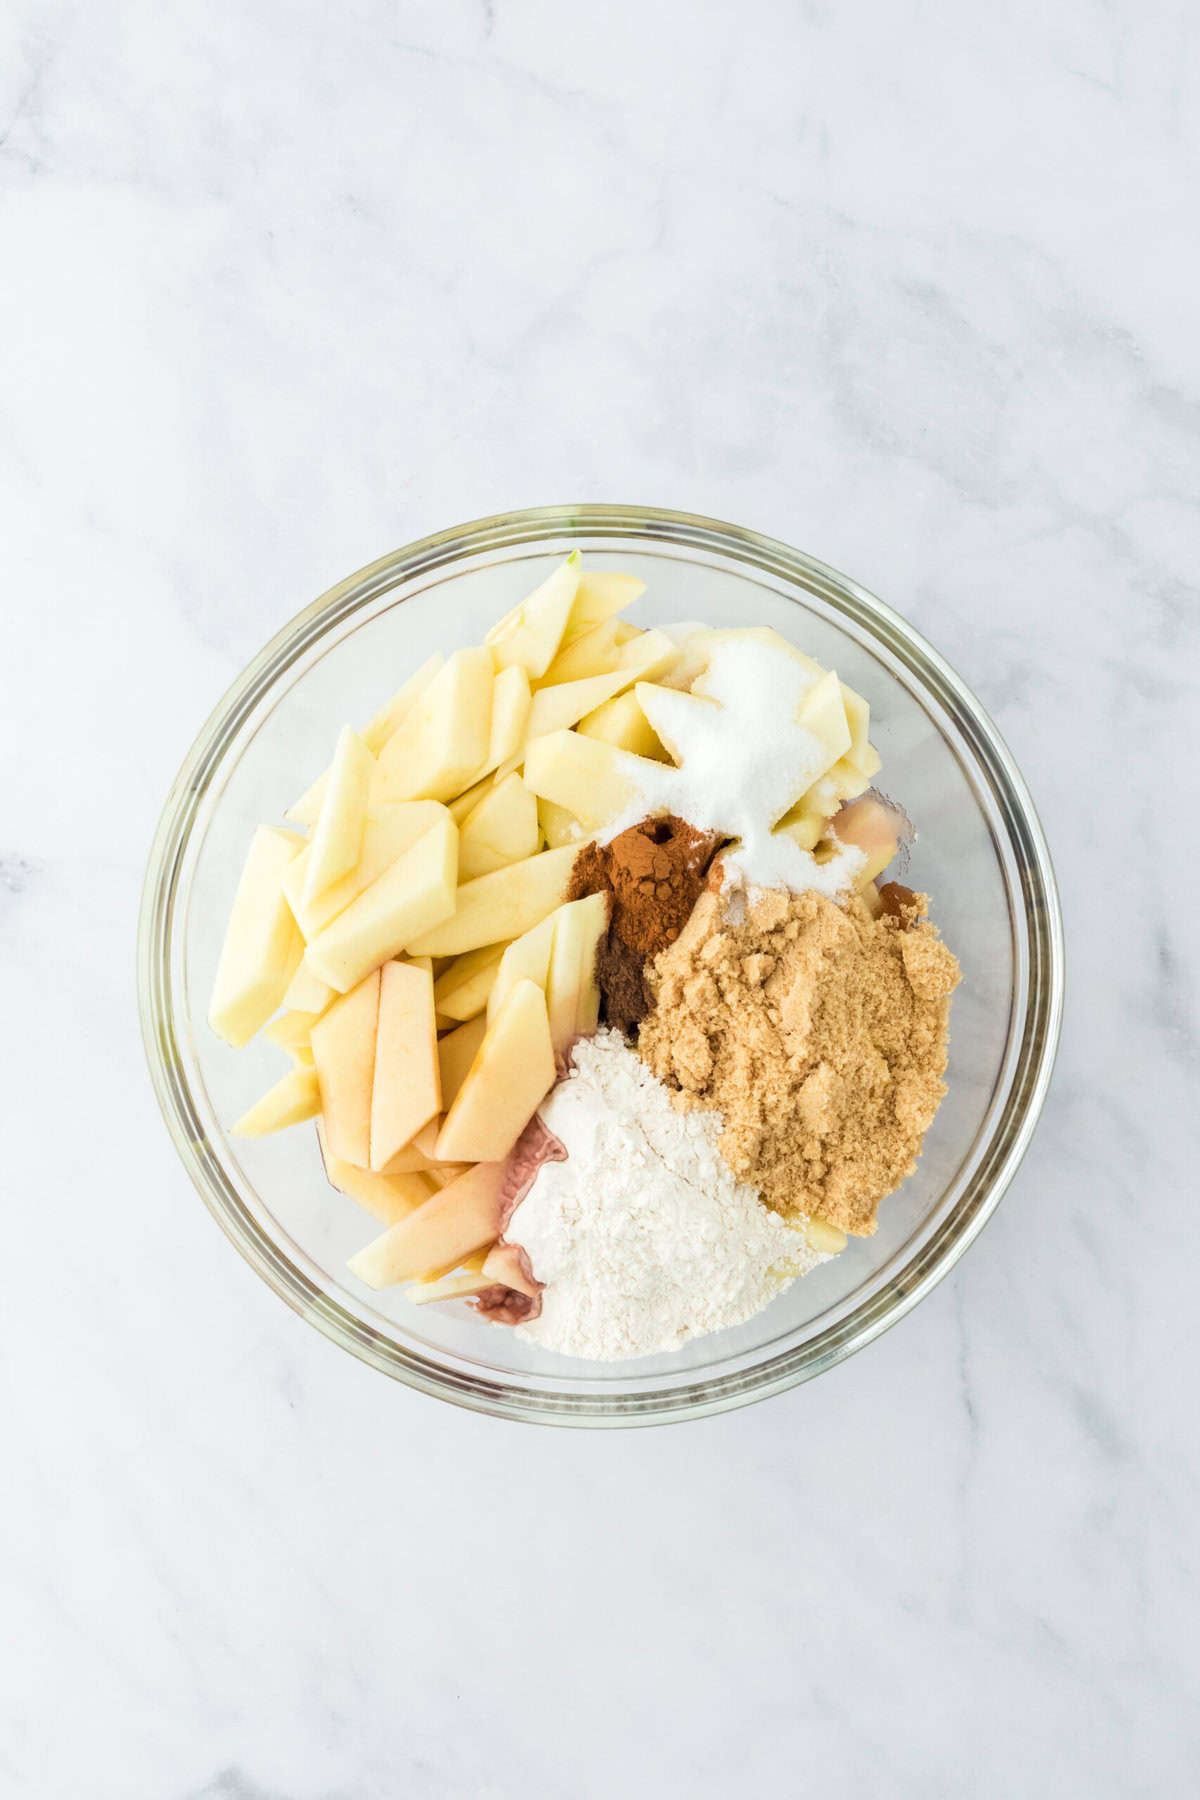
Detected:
left=457, top=773, right=539, bottom=881
left=435, top=979, right=556, bottom=1162
left=545, top=892, right=607, bottom=1052
left=487, top=910, right=558, bottom=1024
left=232, top=1065, right=320, bottom=1138
left=563, top=570, right=645, bottom=641
left=830, top=796, right=900, bottom=885
left=311, top=970, right=381, bottom=1167
left=436, top=1014, right=488, bottom=1111
left=284, top=801, right=449, bottom=941
left=486, top=553, right=581, bottom=679
left=209, top=825, right=306, bottom=1047
left=347, top=1161, right=510, bottom=1289
left=369, top=960, right=441, bottom=1171
left=576, top=689, right=667, bottom=761
left=302, top=726, right=373, bottom=906
left=407, top=843, right=578, bottom=958
left=433, top=942, right=508, bottom=1022
left=303, top=812, right=458, bottom=992
left=523, top=733, right=652, bottom=833
left=376, top=648, right=494, bottom=803
left=318, top=1121, right=436, bottom=1226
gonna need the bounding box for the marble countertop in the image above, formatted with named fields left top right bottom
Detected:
left=4, top=3, right=1198, bottom=1795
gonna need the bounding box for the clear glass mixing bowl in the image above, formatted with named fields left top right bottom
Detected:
left=139, top=505, right=1063, bottom=1426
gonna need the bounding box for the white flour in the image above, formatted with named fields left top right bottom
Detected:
left=512, top=1030, right=830, bottom=1362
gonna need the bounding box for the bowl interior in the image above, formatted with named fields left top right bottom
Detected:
left=145, top=512, right=1059, bottom=1423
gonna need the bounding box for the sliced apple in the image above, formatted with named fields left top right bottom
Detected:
left=303, top=811, right=458, bottom=992
left=545, top=892, right=608, bottom=1052
left=563, top=569, right=645, bottom=641
left=537, top=796, right=585, bottom=849
left=376, top=647, right=493, bottom=803
left=433, top=942, right=508, bottom=1022
left=318, top=1120, right=436, bottom=1225
left=263, top=1009, right=320, bottom=1052
left=284, top=657, right=443, bottom=825
left=524, top=668, right=639, bottom=742
left=475, top=663, right=532, bottom=777
left=774, top=788, right=838, bottom=853
left=282, top=960, right=334, bottom=1015
left=435, top=979, right=556, bottom=1163
left=523, top=732, right=655, bottom=832
left=633, top=682, right=718, bottom=766
left=302, top=726, right=374, bottom=906
left=577, top=688, right=667, bottom=760
left=362, top=651, right=444, bottom=754
left=540, top=615, right=626, bottom=686
left=797, top=669, right=852, bottom=771
left=457, top=773, right=539, bottom=881
left=232, top=1065, right=320, bottom=1138
left=369, top=960, right=441, bottom=1171
left=830, top=795, right=899, bottom=885
left=405, top=1259, right=495, bottom=1305
left=284, top=800, right=448, bottom=940
left=485, top=552, right=580, bottom=679
left=347, top=1161, right=509, bottom=1288
left=408, top=843, right=578, bottom=957
left=447, top=770, right=498, bottom=824
left=311, top=970, right=381, bottom=1166
left=411, top=1117, right=442, bottom=1159
left=611, top=628, right=680, bottom=685
left=436, top=1014, right=488, bottom=1110
left=487, top=910, right=558, bottom=1023
left=209, top=825, right=306, bottom=1048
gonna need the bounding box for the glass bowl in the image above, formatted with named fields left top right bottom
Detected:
left=139, top=505, right=1063, bottom=1427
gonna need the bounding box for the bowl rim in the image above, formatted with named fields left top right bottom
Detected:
left=138, top=503, right=1064, bottom=1427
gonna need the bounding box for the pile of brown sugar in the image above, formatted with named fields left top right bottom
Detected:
left=638, top=881, right=961, bottom=1236
left=567, top=816, right=721, bottom=1034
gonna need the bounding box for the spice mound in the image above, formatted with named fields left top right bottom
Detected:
left=639, top=885, right=962, bottom=1236
left=508, top=1030, right=828, bottom=1361
left=567, top=815, right=720, bottom=1034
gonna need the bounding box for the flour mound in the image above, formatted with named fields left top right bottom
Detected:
left=510, top=1030, right=826, bottom=1362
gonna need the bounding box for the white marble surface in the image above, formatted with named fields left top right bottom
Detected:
left=3, top=2, right=1199, bottom=1794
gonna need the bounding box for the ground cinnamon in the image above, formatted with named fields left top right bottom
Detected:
left=568, top=816, right=721, bottom=1034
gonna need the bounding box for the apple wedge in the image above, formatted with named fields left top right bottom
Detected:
left=796, top=669, right=852, bottom=771
left=539, top=615, right=626, bottom=686
left=576, top=688, right=667, bottom=760
left=282, top=960, right=334, bottom=1015
left=285, top=656, right=444, bottom=825
left=433, top=942, right=508, bottom=1022
left=475, top=663, right=532, bottom=779
left=318, top=1120, right=436, bottom=1226
left=436, top=1014, right=488, bottom=1110
left=263, top=1009, right=321, bottom=1052
left=486, top=552, right=580, bottom=679
left=487, top=909, right=558, bottom=1024
left=284, top=800, right=448, bottom=940
left=303, top=726, right=374, bottom=906
left=523, top=733, right=654, bottom=833
left=209, top=825, right=306, bottom=1047
left=376, top=647, right=494, bottom=803
left=537, top=796, right=585, bottom=849
left=362, top=651, right=444, bottom=754
left=347, top=1160, right=509, bottom=1289
left=523, top=667, right=641, bottom=743
left=405, top=1258, right=495, bottom=1305
left=232, top=1065, right=320, bottom=1138
left=829, top=796, right=900, bottom=886
left=546, top=892, right=608, bottom=1053
left=311, top=970, right=381, bottom=1167
left=457, top=773, right=539, bottom=881
left=435, top=978, right=556, bottom=1163
left=303, top=811, right=458, bottom=992
left=563, top=569, right=645, bottom=641
left=408, top=843, right=578, bottom=958
left=369, top=960, right=441, bottom=1171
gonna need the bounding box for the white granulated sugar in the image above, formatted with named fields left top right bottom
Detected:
left=597, top=638, right=864, bottom=897
left=512, top=1030, right=832, bottom=1362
